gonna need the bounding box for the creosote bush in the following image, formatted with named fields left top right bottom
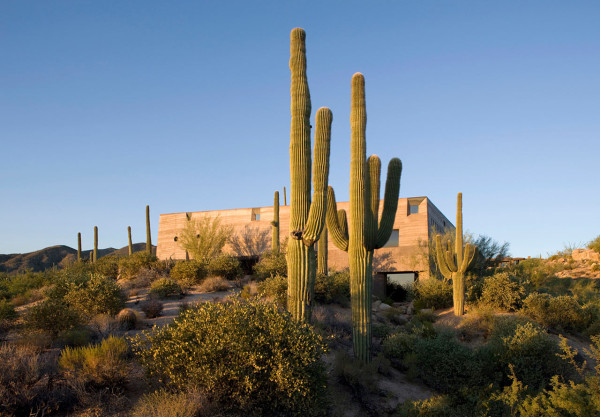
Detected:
left=480, top=272, right=527, bottom=311
left=257, top=274, right=287, bottom=308
left=93, top=254, right=120, bottom=278
left=132, top=299, right=328, bottom=416
left=207, top=254, right=242, bottom=280
left=118, top=252, right=159, bottom=279
left=253, top=251, right=288, bottom=280
left=522, top=293, right=588, bottom=333
left=63, top=274, right=126, bottom=318
left=149, top=278, right=183, bottom=299
left=25, top=298, right=82, bottom=336
left=314, top=271, right=350, bottom=305
left=413, top=278, right=453, bottom=310
left=170, top=259, right=207, bottom=287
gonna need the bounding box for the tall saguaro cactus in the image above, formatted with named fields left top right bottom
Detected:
left=287, top=28, right=332, bottom=323
left=327, top=73, right=402, bottom=362
left=272, top=191, right=280, bottom=253
left=434, top=192, right=476, bottom=316
left=77, top=233, right=82, bottom=262
left=317, top=225, right=328, bottom=275
left=146, top=205, right=152, bottom=256
left=127, top=226, right=133, bottom=256
left=93, top=226, right=98, bottom=263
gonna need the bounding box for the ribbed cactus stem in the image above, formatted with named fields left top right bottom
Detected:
left=284, top=186, right=287, bottom=206
left=287, top=28, right=331, bottom=323
left=317, top=225, right=328, bottom=275
left=77, top=232, right=82, bottom=262
left=434, top=192, right=475, bottom=316
left=326, top=73, right=402, bottom=363
left=93, top=226, right=98, bottom=263
left=272, top=191, right=280, bottom=253
left=146, top=205, right=152, bottom=255
left=127, top=226, right=133, bottom=256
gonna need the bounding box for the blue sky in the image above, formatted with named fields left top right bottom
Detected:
left=1, top=1, right=598, bottom=257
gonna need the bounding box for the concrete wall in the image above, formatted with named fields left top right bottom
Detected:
left=156, top=197, right=453, bottom=276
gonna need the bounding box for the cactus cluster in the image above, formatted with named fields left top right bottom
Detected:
left=327, top=73, right=402, bottom=362
left=286, top=28, right=332, bottom=323
left=272, top=191, right=280, bottom=253
left=434, top=192, right=475, bottom=316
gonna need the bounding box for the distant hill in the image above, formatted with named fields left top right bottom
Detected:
left=0, top=243, right=155, bottom=274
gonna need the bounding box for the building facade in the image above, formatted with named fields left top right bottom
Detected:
left=157, top=196, right=454, bottom=282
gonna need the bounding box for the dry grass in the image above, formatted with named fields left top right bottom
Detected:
left=198, top=276, right=231, bottom=293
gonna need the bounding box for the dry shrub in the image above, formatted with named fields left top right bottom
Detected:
left=141, top=299, right=163, bottom=318
left=198, top=276, right=230, bottom=293
left=88, top=314, right=119, bottom=338
left=131, top=389, right=215, bottom=417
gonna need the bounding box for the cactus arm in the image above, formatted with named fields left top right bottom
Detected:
left=302, top=107, right=332, bottom=245
left=445, top=248, right=458, bottom=273
left=435, top=234, right=453, bottom=280
left=364, top=155, right=381, bottom=250
left=460, top=243, right=476, bottom=274
left=374, top=158, right=402, bottom=249
left=455, top=193, right=463, bottom=264
left=326, top=186, right=349, bottom=251
left=317, top=224, right=328, bottom=275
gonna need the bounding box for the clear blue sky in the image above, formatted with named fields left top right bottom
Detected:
left=1, top=1, right=599, bottom=257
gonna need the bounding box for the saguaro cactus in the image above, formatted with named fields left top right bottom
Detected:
left=317, top=225, right=328, bottom=276
left=127, top=226, right=133, bottom=256
left=287, top=28, right=332, bottom=323
left=327, top=73, right=402, bottom=362
left=146, top=205, right=152, bottom=256
left=283, top=186, right=287, bottom=206
left=77, top=232, right=82, bottom=262
left=93, top=226, right=98, bottom=263
left=272, top=191, right=280, bottom=253
left=434, top=192, right=475, bottom=316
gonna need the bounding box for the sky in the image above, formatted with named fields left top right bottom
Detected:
left=1, top=1, right=599, bottom=257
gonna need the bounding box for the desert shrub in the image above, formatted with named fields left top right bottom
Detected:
left=59, top=335, right=129, bottom=389
left=0, top=299, right=17, bottom=321
left=487, top=320, right=565, bottom=390
left=480, top=272, right=527, bottom=311
left=257, top=273, right=287, bottom=308
left=141, top=299, right=163, bottom=318
left=58, top=327, right=94, bottom=347
left=198, top=276, right=230, bottom=293
left=253, top=251, right=287, bottom=280
left=0, top=270, right=53, bottom=304
left=132, top=299, right=327, bottom=416
left=149, top=278, right=183, bottom=299
left=382, top=331, right=418, bottom=362
left=25, top=298, right=82, bottom=336
left=386, top=281, right=410, bottom=302
left=131, top=388, right=214, bottom=417
left=118, top=252, right=159, bottom=279
left=314, top=271, right=350, bottom=304
left=588, top=235, right=600, bottom=253
left=413, top=278, right=453, bottom=310
left=522, top=293, right=587, bottom=332
left=207, top=254, right=242, bottom=280
left=93, top=255, right=120, bottom=278
left=333, top=352, right=389, bottom=397
left=116, top=308, right=137, bottom=330
left=88, top=314, right=119, bottom=338
left=170, top=260, right=207, bottom=287
left=0, top=343, right=71, bottom=416
left=398, top=394, right=477, bottom=417
left=412, top=331, right=485, bottom=393
left=63, top=274, right=126, bottom=317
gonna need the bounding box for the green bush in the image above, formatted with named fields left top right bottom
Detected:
left=170, top=260, right=207, bottom=287
left=253, top=251, right=287, bottom=280
left=0, top=299, right=17, bottom=321
left=0, top=270, right=52, bottom=303
left=118, top=252, right=159, bottom=279
left=522, top=293, right=587, bottom=333
left=132, top=299, right=327, bottom=416
left=63, top=274, right=126, bottom=317
left=588, top=235, right=600, bottom=253
left=257, top=274, right=287, bottom=308
left=149, top=278, right=183, bottom=299
left=207, top=255, right=242, bottom=280
left=314, top=271, right=350, bottom=304
left=413, top=278, right=453, bottom=310
left=487, top=321, right=566, bottom=390
left=382, top=332, right=418, bottom=362
left=93, top=254, right=120, bottom=278
left=59, top=335, right=129, bottom=388
left=25, top=298, right=82, bottom=336
left=58, top=327, right=94, bottom=347
left=480, top=272, right=527, bottom=311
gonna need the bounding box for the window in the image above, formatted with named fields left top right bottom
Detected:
left=251, top=208, right=261, bottom=221
left=382, top=229, right=399, bottom=248
left=409, top=204, right=419, bottom=214
left=387, top=272, right=416, bottom=286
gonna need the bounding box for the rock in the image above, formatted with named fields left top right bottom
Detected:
left=420, top=308, right=433, bottom=314
left=407, top=301, right=414, bottom=315
left=372, top=300, right=382, bottom=312
left=380, top=303, right=392, bottom=311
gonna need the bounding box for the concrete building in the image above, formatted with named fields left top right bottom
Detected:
left=157, top=196, right=454, bottom=285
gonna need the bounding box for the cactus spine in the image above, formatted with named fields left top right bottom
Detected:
left=317, top=225, right=328, bottom=275
left=93, top=226, right=98, bottom=263
left=287, top=28, right=332, bottom=323
left=146, top=205, right=152, bottom=255
left=272, top=191, right=280, bottom=253
left=127, top=226, right=133, bottom=256
left=77, top=232, right=82, bottom=262
left=327, top=73, right=402, bottom=362
left=434, top=192, right=476, bottom=316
